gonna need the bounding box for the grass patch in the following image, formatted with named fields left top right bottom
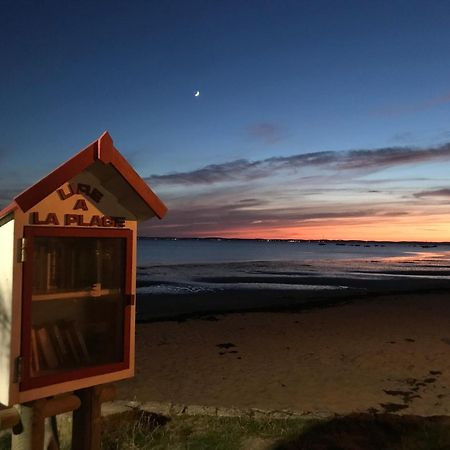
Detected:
left=100, top=410, right=309, bottom=449
left=100, top=411, right=450, bottom=450
left=1, top=411, right=450, bottom=449
left=0, top=434, right=10, bottom=450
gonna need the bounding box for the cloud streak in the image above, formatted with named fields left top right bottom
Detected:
left=414, top=188, right=450, bottom=198
left=246, top=122, right=285, bottom=144
left=141, top=199, right=413, bottom=237
left=374, top=92, right=450, bottom=117
left=147, top=142, right=450, bottom=186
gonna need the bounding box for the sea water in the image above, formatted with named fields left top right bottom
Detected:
left=137, top=238, right=422, bottom=265
left=136, top=239, right=450, bottom=298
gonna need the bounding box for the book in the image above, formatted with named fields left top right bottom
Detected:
left=51, top=323, right=70, bottom=366
left=61, top=321, right=81, bottom=365
left=30, top=328, right=40, bottom=374
left=36, top=327, right=59, bottom=370
left=71, top=322, right=90, bottom=364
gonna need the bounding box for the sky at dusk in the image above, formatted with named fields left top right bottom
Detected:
left=2, top=1, right=450, bottom=241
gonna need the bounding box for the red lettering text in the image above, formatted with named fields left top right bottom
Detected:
left=89, top=215, right=102, bottom=227
left=57, top=184, right=75, bottom=200
left=114, top=217, right=126, bottom=228
left=57, top=183, right=104, bottom=204
left=29, top=212, right=60, bottom=225
left=90, top=188, right=103, bottom=203
left=64, top=214, right=78, bottom=225
left=101, top=217, right=114, bottom=227
left=76, top=184, right=91, bottom=196
left=73, top=199, right=88, bottom=211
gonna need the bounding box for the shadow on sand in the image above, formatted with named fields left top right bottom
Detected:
left=273, top=413, right=450, bottom=450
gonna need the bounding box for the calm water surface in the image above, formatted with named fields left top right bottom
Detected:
left=136, top=239, right=450, bottom=298
left=137, top=238, right=450, bottom=265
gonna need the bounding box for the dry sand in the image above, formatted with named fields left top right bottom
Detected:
left=118, top=291, right=450, bottom=416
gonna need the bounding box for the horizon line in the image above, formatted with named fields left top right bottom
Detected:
left=137, top=236, right=449, bottom=245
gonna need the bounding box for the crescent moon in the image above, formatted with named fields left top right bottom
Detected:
left=194, top=90, right=200, bottom=97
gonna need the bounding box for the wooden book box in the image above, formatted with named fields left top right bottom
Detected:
left=0, top=132, right=167, bottom=406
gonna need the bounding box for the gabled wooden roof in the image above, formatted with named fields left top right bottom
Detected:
left=0, top=132, right=167, bottom=221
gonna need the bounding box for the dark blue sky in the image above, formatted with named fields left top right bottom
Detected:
left=2, top=1, right=450, bottom=239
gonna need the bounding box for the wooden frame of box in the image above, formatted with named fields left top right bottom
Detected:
left=0, top=132, right=167, bottom=407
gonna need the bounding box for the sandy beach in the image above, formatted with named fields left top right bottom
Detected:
left=118, top=290, right=450, bottom=417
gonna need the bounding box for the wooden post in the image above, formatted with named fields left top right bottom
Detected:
left=12, top=399, right=46, bottom=450
left=11, top=394, right=80, bottom=450
left=0, top=407, right=21, bottom=432
left=72, top=383, right=116, bottom=450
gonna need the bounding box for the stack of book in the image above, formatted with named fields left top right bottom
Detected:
left=31, top=320, right=91, bottom=375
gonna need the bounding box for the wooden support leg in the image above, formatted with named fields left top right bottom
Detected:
left=11, top=395, right=81, bottom=450
left=72, top=384, right=116, bottom=450
left=0, top=407, right=21, bottom=432
left=11, top=400, right=46, bottom=450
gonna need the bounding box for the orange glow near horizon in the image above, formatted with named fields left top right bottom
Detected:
left=191, top=214, right=450, bottom=242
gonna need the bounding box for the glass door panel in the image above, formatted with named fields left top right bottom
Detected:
left=26, top=232, right=129, bottom=381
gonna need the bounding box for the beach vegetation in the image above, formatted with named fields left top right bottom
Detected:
left=97, top=411, right=450, bottom=450
left=99, top=410, right=308, bottom=449
left=2, top=410, right=450, bottom=449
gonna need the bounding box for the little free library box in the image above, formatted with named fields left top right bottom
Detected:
left=0, top=132, right=167, bottom=407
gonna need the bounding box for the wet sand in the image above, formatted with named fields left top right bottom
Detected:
left=119, top=290, right=450, bottom=416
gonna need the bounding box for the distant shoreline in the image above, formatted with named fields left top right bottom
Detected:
left=138, top=236, right=450, bottom=245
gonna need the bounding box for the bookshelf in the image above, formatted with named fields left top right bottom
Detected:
left=31, top=321, right=92, bottom=376
left=32, top=288, right=121, bottom=302
left=20, top=228, right=131, bottom=391
left=0, top=131, right=167, bottom=410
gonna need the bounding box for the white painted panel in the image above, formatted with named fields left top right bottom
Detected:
left=0, top=218, right=14, bottom=406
